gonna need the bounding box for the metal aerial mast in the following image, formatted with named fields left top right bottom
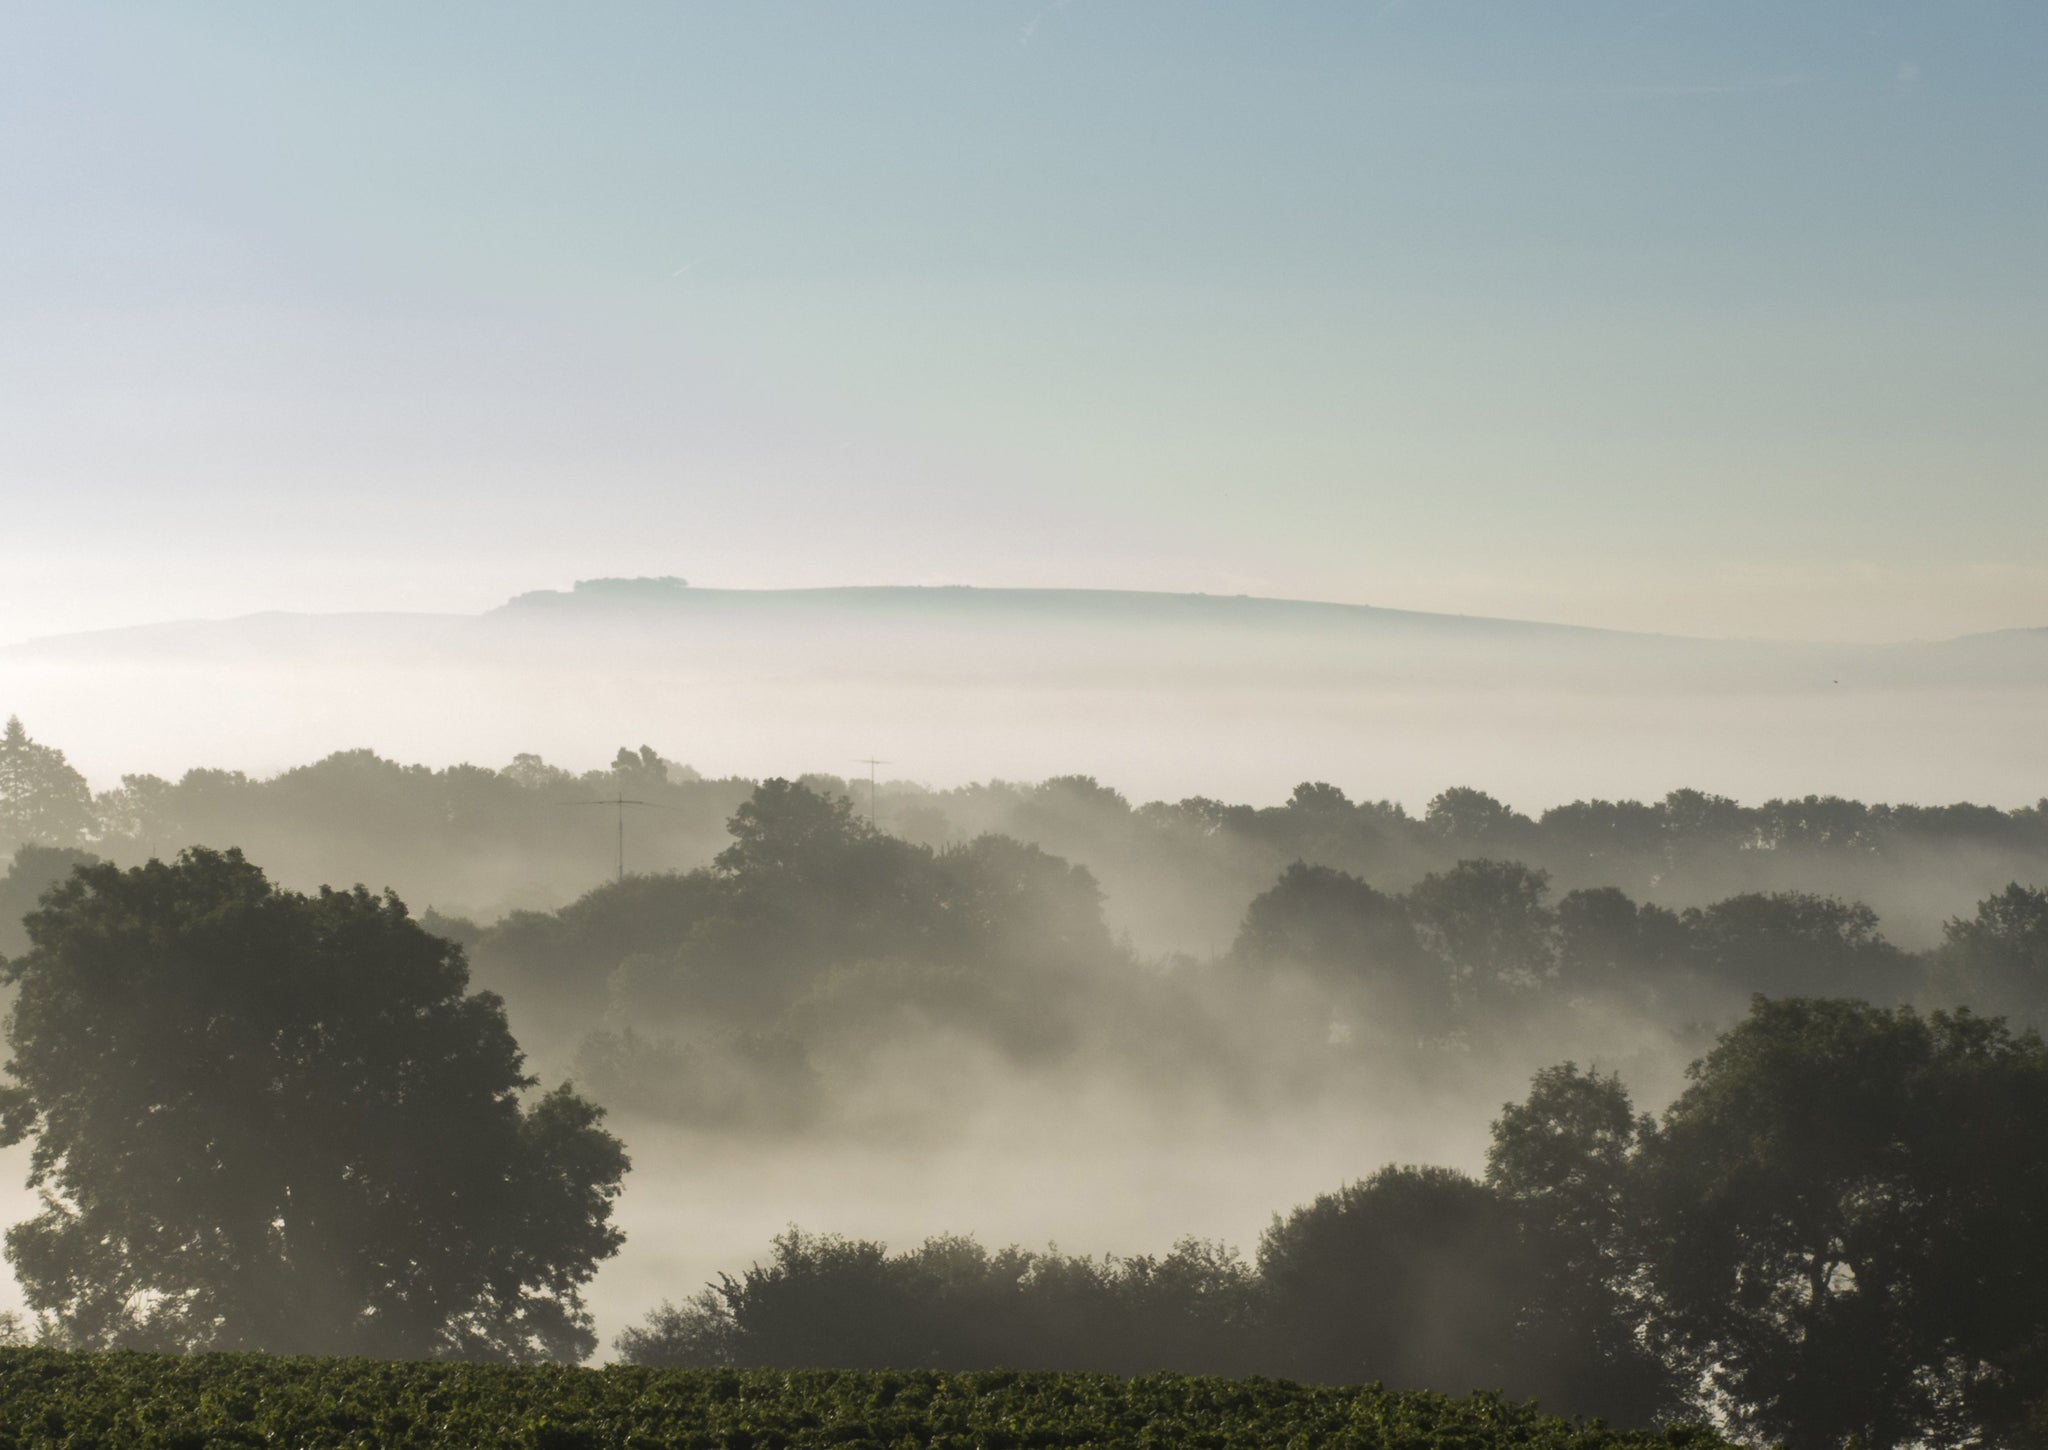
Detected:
left=852, top=758, right=890, bottom=827
left=567, top=793, right=663, bottom=883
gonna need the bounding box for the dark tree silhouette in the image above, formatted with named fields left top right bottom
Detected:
left=619, top=1228, right=1259, bottom=1375
left=1552, top=886, right=1688, bottom=998
left=1934, top=883, right=2048, bottom=1027
left=0, top=718, right=94, bottom=854
left=1232, top=862, right=1441, bottom=1022
left=1487, top=1064, right=1678, bottom=1425
left=1681, top=891, right=1909, bottom=999
left=1257, top=1164, right=1535, bottom=1392
left=1407, top=859, right=1556, bottom=1002
left=933, top=833, right=1112, bottom=969
left=1425, top=787, right=1533, bottom=849
left=716, top=777, right=876, bottom=883
left=0, top=844, right=99, bottom=960
left=0, top=848, right=629, bottom=1360
left=1635, top=997, right=2048, bottom=1450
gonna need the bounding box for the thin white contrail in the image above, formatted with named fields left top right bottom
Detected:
left=1020, top=0, right=1076, bottom=47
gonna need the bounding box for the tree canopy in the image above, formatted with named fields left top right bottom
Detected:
left=0, top=848, right=629, bottom=1361
left=0, top=843, right=98, bottom=960
left=5, top=714, right=2044, bottom=959
left=1485, top=1064, right=1676, bottom=1426
left=1935, top=883, right=2048, bottom=1025
left=1257, top=1164, right=1534, bottom=1393
left=1634, top=998, right=2048, bottom=1450
left=0, top=717, right=93, bottom=855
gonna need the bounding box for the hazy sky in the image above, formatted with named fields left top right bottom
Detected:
left=4, top=1, right=2044, bottom=645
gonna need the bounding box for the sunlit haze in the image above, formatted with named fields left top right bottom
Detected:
left=5, top=2, right=2046, bottom=645
left=4, top=7, right=2048, bottom=1434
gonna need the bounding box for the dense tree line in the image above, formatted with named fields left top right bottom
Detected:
left=0, top=782, right=2039, bottom=1449
left=451, top=783, right=2046, bottom=1132
left=7, top=828, right=2046, bottom=1445
left=6, top=737, right=2048, bottom=1447
left=918, top=776, right=2048, bottom=959
left=4, top=715, right=2045, bottom=954
left=621, top=1000, right=2048, bottom=1450
left=0, top=718, right=756, bottom=922
left=9, top=766, right=2048, bottom=1139
left=1235, top=858, right=1925, bottom=1023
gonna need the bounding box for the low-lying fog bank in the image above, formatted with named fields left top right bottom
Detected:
left=8, top=583, right=2046, bottom=809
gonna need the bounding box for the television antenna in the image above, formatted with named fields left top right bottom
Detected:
left=852, top=758, right=890, bottom=827
left=567, top=793, right=670, bottom=883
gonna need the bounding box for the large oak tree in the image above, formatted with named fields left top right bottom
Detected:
left=0, top=847, right=629, bottom=1361
left=1636, top=997, right=2048, bottom=1450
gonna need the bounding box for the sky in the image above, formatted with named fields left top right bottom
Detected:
left=2, top=0, right=2044, bottom=646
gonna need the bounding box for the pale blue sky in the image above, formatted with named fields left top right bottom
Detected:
left=3, top=1, right=2044, bottom=642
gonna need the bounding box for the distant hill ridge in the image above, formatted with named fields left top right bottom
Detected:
left=6, top=577, right=2043, bottom=807
left=495, top=577, right=1630, bottom=639
left=6, top=579, right=2043, bottom=655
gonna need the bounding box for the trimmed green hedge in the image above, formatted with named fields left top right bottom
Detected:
left=0, top=1349, right=1731, bottom=1450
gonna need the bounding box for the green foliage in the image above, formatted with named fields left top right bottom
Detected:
left=1231, top=857, right=1983, bottom=1032
left=85, top=745, right=758, bottom=932
left=476, top=872, right=727, bottom=1028
left=0, top=718, right=94, bottom=855
left=0, top=1348, right=1737, bottom=1450
left=582, top=781, right=1117, bottom=1050
left=0, top=844, right=99, bottom=960
left=605, top=999, right=2048, bottom=1446
left=1425, top=788, right=1534, bottom=850
left=621, top=1229, right=1260, bottom=1378
left=1551, top=889, right=1688, bottom=999
left=1486, top=1067, right=1677, bottom=1426
left=0, top=849, right=629, bottom=1361
left=1231, top=862, right=1433, bottom=1010
left=1406, top=860, right=1557, bottom=1004
left=1257, top=1166, right=1539, bottom=1397
left=1679, top=892, right=1909, bottom=1000
left=1934, top=883, right=2048, bottom=1025
left=1634, top=998, right=2048, bottom=1450
left=12, top=711, right=2047, bottom=968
